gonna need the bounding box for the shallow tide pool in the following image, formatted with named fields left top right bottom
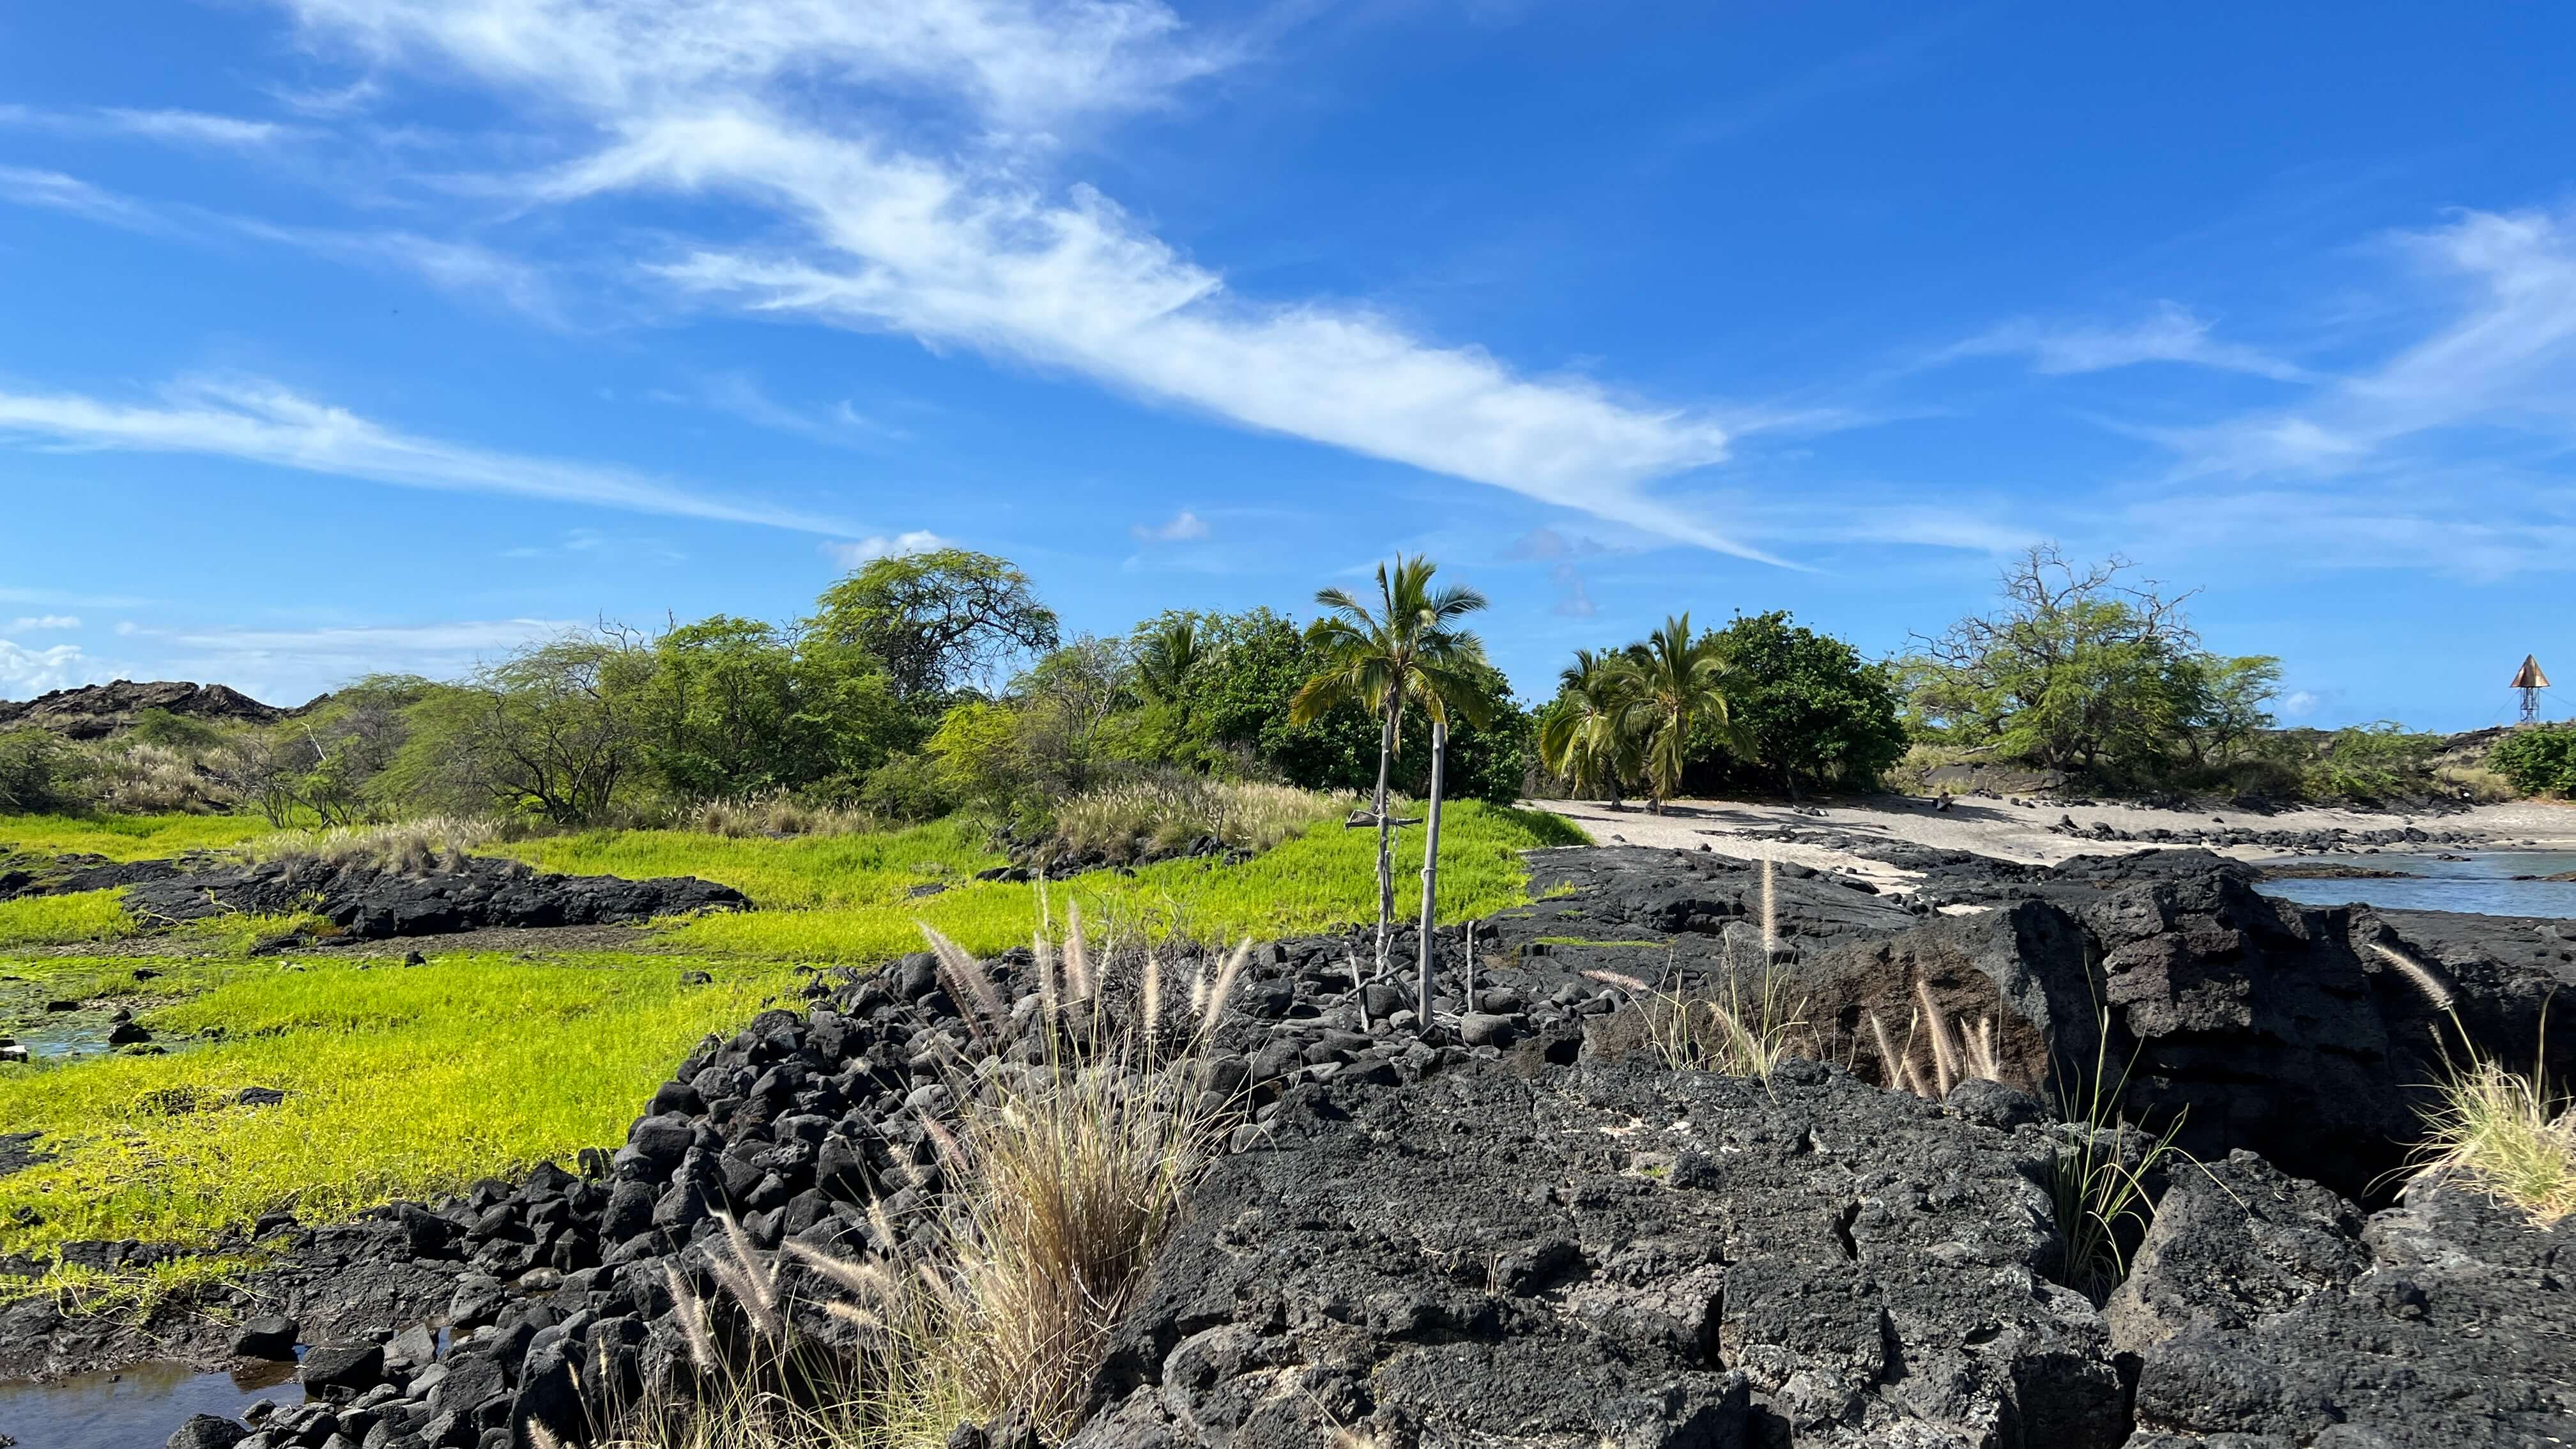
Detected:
left=0, top=1358, right=302, bottom=1449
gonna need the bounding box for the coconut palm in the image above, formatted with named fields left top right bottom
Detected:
left=1131, top=617, right=1206, bottom=728
left=1291, top=555, right=1492, bottom=994
left=1619, top=613, right=1752, bottom=813
left=1538, top=648, right=1641, bottom=807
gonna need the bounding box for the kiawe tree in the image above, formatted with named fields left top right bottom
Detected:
left=1905, top=545, right=2280, bottom=783
left=1291, top=555, right=1492, bottom=1009
left=809, top=548, right=1059, bottom=701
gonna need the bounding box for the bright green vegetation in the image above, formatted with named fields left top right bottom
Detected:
left=0, top=794, right=1586, bottom=1314
left=563, top=801, right=1581, bottom=962
left=0, top=812, right=274, bottom=861
left=0, top=950, right=795, bottom=1280
left=0, top=889, right=139, bottom=947
left=501, top=816, right=1003, bottom=910
left=2490, top=724, right=2576, bottom=797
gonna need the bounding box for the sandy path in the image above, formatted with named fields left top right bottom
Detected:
left=1528, top=793, right=2576, bottom=887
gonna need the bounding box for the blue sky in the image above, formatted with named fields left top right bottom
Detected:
left=2, top=2, right=2572, bottom=730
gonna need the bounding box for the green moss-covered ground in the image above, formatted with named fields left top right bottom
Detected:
left=0, top=800, right=1587, bottom=1310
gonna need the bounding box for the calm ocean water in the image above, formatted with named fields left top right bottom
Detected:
left=2256, top=850, right=2576, bottom=921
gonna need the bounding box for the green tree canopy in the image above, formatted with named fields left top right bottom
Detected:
left=1904, top=546, right=2279, bottom=781
left=809, top=548, right=1059, bottom=700
left=1692, top=611, right=1906, bottom=795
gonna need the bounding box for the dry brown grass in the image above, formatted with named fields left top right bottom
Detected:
left=245, top=815, right=500, bottom=871
left=610, top=909, right=1245, bottom=1447
left=1864, top=978, right=2004, bottom=1100
left=686, top=793, right=885, bottom=839
left=1604, top=861, right=1818, bottom=1082
left=1046, top=776, right=1353, bottom=864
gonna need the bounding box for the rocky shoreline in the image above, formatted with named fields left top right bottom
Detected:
left=4, top=843, right=2572, bottom=1447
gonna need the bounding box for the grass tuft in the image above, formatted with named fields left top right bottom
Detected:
left=2410, top=1018, right=2573, bottom=1226
left=246, top=816, right=500, bottom=871
left=1046, top=778, right=1353, bottom=865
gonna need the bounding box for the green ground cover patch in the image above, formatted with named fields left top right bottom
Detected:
left=659, top=801, right=1588, bottom=961
left=0, top=889, right=140, bottom=948
left=498, top=815, right=1003, bottom=910
left=0, top=949, right=797, bottom=1294
left=0, top=797, right=1588, bottom=1310
left=0, top=813, right=274, bottom=862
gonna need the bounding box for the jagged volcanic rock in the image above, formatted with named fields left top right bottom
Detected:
left=0, top=679, right=295, bottom=739
left=119, top=855, right=747, bottom=939
left=1067, top=1059, right=2128, bottom=1449
left=2111, top=1151, right=2573, bottom=1446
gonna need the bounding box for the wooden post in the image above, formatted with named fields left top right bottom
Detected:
left=1416, top=719, right=1447, bottom=1029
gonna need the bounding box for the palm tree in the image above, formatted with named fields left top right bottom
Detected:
left=1619, top=613, right=1751, bottom=813
left=1538, top=648, right=1641, bottom=807
left=1132, top=616, right=1206, bottom=730
left=1292, top=555, right=1492, bottom=1000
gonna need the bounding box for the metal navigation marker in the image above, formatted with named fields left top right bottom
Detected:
left=2511, top=654, right=2550, bottom=723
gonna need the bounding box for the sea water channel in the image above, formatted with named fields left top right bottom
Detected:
left=2255, top=849, right=2576, bottom=920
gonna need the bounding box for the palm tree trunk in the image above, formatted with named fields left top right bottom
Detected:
left=1372, top=700, right=1399, bottom=976
left=1416, top=719, right=1447, bottom=1027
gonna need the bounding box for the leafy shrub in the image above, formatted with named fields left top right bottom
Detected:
left=2490, top=724, right=2576, bottom=797
left=2307, top=723, right=2439, bottom=801
left=1691, top=610, right=1908, bottom=794
left=0, top=728, right=82, bottom=813
left=857, top=753, right=959, bottom=822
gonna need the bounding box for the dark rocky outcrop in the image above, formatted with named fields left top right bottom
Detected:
left=0, top=680, right=295, bottom=739
left=118, top=855, right=748, bottom=940
left=1069, top=1061, right=2126, bottom=1449
left=1791, top=851, right=2575, bottom=1198
left=0, top=852, right=195, bottom=902
left=2110, top=1152, right=2573, bottom=1446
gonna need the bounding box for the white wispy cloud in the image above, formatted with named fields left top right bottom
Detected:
left=224, top=217, right=560, bottom=318
left=0, top=376, right=862, bottom=535
left=277, top=0, right=1767, bottom=560
left=99, top=107, right=300, bottom=148
left=142, top=618, right=579, bottom=699
left=0, top=640, right=102, bottom=696
left=1548, top=563, right=1597, bottom=618
left=169, top=619, right=578, bottom=657
left=0, top=165, right=560, bottom=317
left=0, top=103, right=303, bottom=150
left=6, top=615, right=80, bottom=632
left=0, top=586, right=149, bottom=608
left=1944, top=301, right=2309, bottom=381
left=2116, top=479, right=2576, bottom=579
left=822, top=531, right=951, bottom=567
left=2164, top=207, right=2576, bottom=477
left=663, top=372, right=894, bottom=446
left=1505, top=525, right=1611, bottom=561
left=0, top=165, right=169, bottom=232
left=1131, top=508, right=1206, bottom=541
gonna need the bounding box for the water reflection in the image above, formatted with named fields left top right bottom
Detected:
left=0, top=1358, right=302, bottom=1449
